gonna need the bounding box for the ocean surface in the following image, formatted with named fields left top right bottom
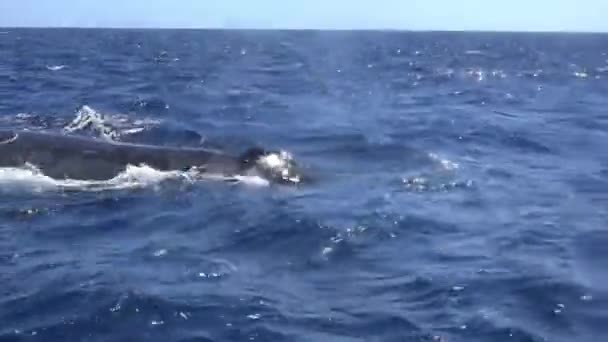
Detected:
left=1, top=28, right=607, bottom=342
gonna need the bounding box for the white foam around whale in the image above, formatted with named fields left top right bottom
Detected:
left=0, top=164, right=269, bottom=194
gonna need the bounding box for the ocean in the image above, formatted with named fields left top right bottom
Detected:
left=1, top=28, right=607, bottom=342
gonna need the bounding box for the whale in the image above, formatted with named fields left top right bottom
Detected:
left=0, top=129, right=303, bottom=184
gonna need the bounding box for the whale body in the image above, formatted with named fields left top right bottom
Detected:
left=0, top=129, right=302, bottom=184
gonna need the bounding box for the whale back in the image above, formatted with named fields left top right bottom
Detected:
left=0, top=129, right=304, bottom=184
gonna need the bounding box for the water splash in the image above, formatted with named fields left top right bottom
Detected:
left=62, top=105, right=163, bottom=142
left=402, top=176, right=474, bottom=192
left=63, top=105, right=123, bottom=141
left=0, top=163, right=189, bottom=193
left=399, top=153, right=472, bottom=192
left=0, top=163, right=268, bottom=194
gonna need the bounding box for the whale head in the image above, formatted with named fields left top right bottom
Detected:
left=239, top=148, right=304, bottom=185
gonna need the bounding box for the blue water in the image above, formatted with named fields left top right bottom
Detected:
left=1, top=28, right=608, bottom=342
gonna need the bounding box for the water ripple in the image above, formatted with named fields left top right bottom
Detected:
left=1, top=28, right=607, bottom=342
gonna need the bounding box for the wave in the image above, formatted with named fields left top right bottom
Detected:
left=46, top=65, right=66, bottom=71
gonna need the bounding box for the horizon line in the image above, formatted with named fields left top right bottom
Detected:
left=1, top=25, right=607, bottom=35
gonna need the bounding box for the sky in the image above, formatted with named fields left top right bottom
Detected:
left=1, top=0, right=607, bottom=32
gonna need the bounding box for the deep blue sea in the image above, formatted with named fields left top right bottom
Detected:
left=1, top=28, right=608, bottom=342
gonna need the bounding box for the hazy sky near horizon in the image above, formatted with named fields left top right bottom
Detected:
left=1, top=0, right=606, bottom=32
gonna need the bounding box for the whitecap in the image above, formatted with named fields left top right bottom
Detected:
left=16, top=113, right=33, bottom=119
left=428, top=153, right=459, bottom=170
left=491, top=69, right=507, bottom=78
left=464, top=67, right=485, bottom=81
left=247, top=313, right=261, bottom=320
left=46, top=65, right=66, bottom=71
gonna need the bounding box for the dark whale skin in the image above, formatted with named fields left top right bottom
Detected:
left=0, top=129, right=251, bottom=180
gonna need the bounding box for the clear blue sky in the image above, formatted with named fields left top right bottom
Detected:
left=1, top=0, right=607, bottom=32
